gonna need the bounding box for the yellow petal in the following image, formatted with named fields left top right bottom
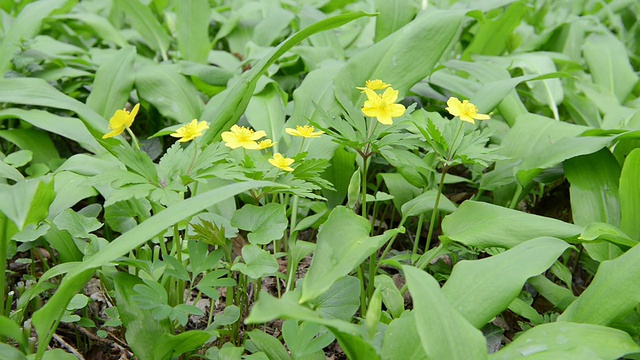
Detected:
left=381, top=88, right=399, bottom=104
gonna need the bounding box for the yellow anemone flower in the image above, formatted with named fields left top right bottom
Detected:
left=221, top=125, right=267, bottom=150
left=356, top=79, right=391, bottom=92
left=102, top=103, right=140, bottom=139
left=285, top=125, right=324, bottom=138
left=268, top=153, right=294, bottom=172
left=361, top=87, right=406, bottom=125
left=445, top=97, right=490, bottom=124
left=170, top=119, right=209, bottom=142
left=257, top=139, right=275, bottom=149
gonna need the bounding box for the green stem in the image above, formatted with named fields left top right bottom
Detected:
left=0, top=215, right=8, bottom=322
left=186, top=139, right=199, bottom=176
left=357, top=265, right=367, bottom=315
left=423, top=166, right=448, bottom=259
left=125, top=127, right=140, bottom=150
left=411, top=213, right=425, bottom=257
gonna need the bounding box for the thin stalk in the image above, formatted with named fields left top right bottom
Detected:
left=286, top=195, right=300, bottom=291
left=357, top=265, right=367, bottom=315
left=0, top=215, right=8, bottom=321
left=423, top=167, right=448, bottom=258
left=411, top=213, right=425, bottom=257
left=125, top=127, right=140, bottom=150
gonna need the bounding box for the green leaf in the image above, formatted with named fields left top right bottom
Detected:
left=0, top=77, right=107, bottom=136
left=32, top=180, right=280, bottom=357
left=401, top=190, right=457, bottom=219
left=0, top=343, right=27, bottom=360
left=112, top=272, right=172, bottom=360
left=0, top=129, right=59, bottom=165
left=0, top=176, right=55, bottom=231
left=0, top=161, right=24, bottom=181
left=441, top=237, right=570, bottom=328
left=527, top=275, right=576, bottom=311
left=380, top=312, right=428, bottom=360
left=583, top=32, right=638, bottom=102
left=231, top=244, right=278, bottom=279
left=247, top=330, right=290, bottom=360
left=53, top=13, right=128, bottom=47
left=462, top=2, right=527, bottom=60
left=200, top=11, right=373, bottom=144
left=86, top=46, right=137, bottom=119
left=134, top=63, right=205, bottom=123
left=245, top=81, right=286, bottom=145
left=309, top=275, right=360, bottom=321
left=335, top=9, right=463, bottom=108
left=375, top=275, right=404, bottom=319
left=441, top=201, right=581, bottom=249
left=0, top=109, right=103, bottom=154
left=403, top=266, right=488, bottom=360
left=115, top=0, right=170, bottom=56
left=619, top=148, right=640, bottom=242
left=231, top=203, right=287, bottom=245
left=4, top=150, right=32, bottom=167
left=490, top=322, right=640, bottom=360
left=0, top=0, right=68, bottom=74
left=558, top=225, right=640, bottom=325
left=374, top=0, right=417, bottom=42
left=300, top=206, right=398, bottom=302
left=53, top=209, right=102, bottom=239
left=175, top=0, right=210, bottom=64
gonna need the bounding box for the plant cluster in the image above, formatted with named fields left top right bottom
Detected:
left=0, top=0, right=639, bottom=359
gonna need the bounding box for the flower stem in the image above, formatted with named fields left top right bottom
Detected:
left=423, top=165, right=448, bottom=260
left=125, top=127, right=140, bottom=150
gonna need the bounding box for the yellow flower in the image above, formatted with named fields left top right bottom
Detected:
left=445, top=97, right=490, bottom=124
left=357, top=79, right=391, bottom=92
left=361, top=87, right=406, bottom=125
left=257, top=139, right=275, bottom=149
left=170, top=119, right=209, bottom=142
left=221, top=125, right=267, bottom=150
left=268, top=153, right=294, bottom=172
left=285, top=125, right=324, bottom=138
left=102, top=103, right=140, bottom=139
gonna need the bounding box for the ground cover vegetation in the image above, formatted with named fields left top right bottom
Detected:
left=0, top=0, right=639, bottom=358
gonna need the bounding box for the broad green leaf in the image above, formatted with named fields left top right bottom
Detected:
left=134, top=63, right=204, bottom=123
left=199, top=11, right=373, bottom=144
left=558, top=238, right=640, bottom=325
left=374, top=0, right=417, bottom=42
left=0, top=161, right=24, bottom=182
left=115, top=0, right=170, bottom=56
left=4, top=150, right=31, bottom=168
left=481, top=113, right=588, bottom=191
left=53, top=209, right=102, bottom=239
left=441, top=201, right=581, bottom=249
left=86, top=46, right=136, bottom=119
left=0, top=129, right=59, bottom=165
left=379, top=173, right=421, bottom=212
left=0, top=343, right=27, bottom=360
left=335, top=9, right=463, bottom=108
left=381, top=312, right=428, bottom=360
left=565, top=148, right=621, bottom=227
left=300, top=206, right=398, bottom=303
left=245, top=81, right=286, bottom=145
left=583, top=32, right=638, bottom=102
left=400, top=189, right=457, bottom=218
left=441, top=237, right=570, bottom=328
left=462, top=2, right=527, bottom=60
left=231, top=203, right=287, bottom=245
left=32, top=180, right=279, bottom=357
left=309, top=275, right=360, bottom=321
left=176, top=0, right=210, bottom=64
left=0, top=109, right=102, bottom=154
left=0, top=78, right=107, bottom=135
left=282, top=321, right=334, bottom=360
left=42, top=224, right=83, bottom=263
left=619, top=148, right=640, bottom=242
left=403, top=266, right=488, bottom=360
left=247, top=330, right=290, bottom=360
left=527, top=275, right=576, bottom=311
left=231, top=244, right=278, bottom=279
left=565, top=148, right=622, bottom=262
left=0, top=0, right=67, bottom=74
left=490, top=322, right=640, bottom=360
left=0, top=176, right=55, bottom=231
